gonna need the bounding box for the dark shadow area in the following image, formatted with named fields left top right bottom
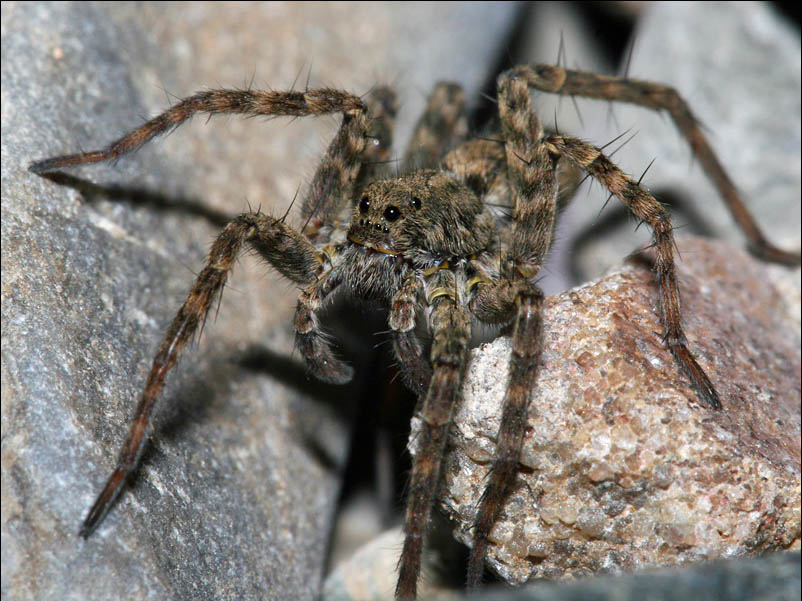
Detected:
left=574, top=2, right=639, bottom=66
left=236, top=343, right=359, bottom=415
left=773, top=0, right=802, bottom=27
left=36, top=170, right=231, bottom=228
left=318, top=297, right=420, bottom=570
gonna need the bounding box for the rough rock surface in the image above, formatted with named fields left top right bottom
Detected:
left=1, top=3, right=518, bottom=601
left=325, top=540, right=800, bottom=601
left=425, top=237, right=800, bottom=584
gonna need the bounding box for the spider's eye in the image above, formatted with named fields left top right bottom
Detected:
left=383, top=206, right=401, bottom=222
left=411, top=196, right=421, bottom=210
left=359, top=196, right=370, bottom=214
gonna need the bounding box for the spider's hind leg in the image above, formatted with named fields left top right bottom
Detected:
left=402, top=82, right=468, bottom=172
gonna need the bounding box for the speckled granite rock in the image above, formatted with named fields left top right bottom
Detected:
left=426, top=237, right=800, bottom=584
left=1, top=3, right=518, bottom=601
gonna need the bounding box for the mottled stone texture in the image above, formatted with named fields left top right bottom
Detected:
left=429, top=237, right=800, bottom=584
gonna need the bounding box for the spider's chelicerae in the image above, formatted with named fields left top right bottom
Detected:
left=30, top=64, right=800, bottom=600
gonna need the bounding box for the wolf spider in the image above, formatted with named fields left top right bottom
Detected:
left=30, top=64, right=800, bottom=600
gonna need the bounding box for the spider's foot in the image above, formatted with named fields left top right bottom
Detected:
left=748, top=242, right=801, bottom=267
left=29, top=150, right=108, bottom=174
left=672, top=345, right=722, bottom=410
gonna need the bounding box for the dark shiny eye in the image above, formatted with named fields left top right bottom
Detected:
left=383, top=206, right=401, bottom=222
left=359, top=196, right=370, bottom=214
left=411, top=196, right=421, bottom=210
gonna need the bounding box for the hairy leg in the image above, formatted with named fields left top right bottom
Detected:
left=548, top=133, right=720, bottom=409
left=466, top=71, right=559, bottom=588
left=396, top=269, right=471, bottom=601
left=510, top=64, right=800, bottom=266
left=402, top=82, right=468, bottom=172
left=29, top=88, right=366, bottom=173
left=294, top=268, right=352, bottom=384
left=80, top=212, right=321, bottom=537
left=468, top=286, right=544, bottom=588
left=389, top=273, right=431, bottom=396
left=27, top=86, right=373, bottom=248
left=354, top=86, right=399, bottom=190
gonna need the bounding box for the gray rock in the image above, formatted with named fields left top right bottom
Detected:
left=472, top=550, right=801, bottom=601
left=1, top=2, right=519, bottom=601
left=326, top=543, right=800, bottom=601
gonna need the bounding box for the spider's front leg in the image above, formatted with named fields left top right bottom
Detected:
left=396, top=270, right=472, bottom=601
left=80, top=212, right=326, bottom=536
left=465, top=71, right=559, bottom=589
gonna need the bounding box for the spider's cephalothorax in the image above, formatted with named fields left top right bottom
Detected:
left=348, top=171, right=494, bottom=263
left=30, top=65, right=799, bottom=600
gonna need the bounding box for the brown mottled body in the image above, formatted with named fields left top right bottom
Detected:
left=30, top=62, right=799, bottom=600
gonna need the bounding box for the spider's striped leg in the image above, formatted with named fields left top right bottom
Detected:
left=29, top=88, right=367, bottom=174
left=294, top=265, right=353, bottom=384
left=466, top=70, right=560, bottom=589
left=396, top=269, right=471, bottom=601
left=402, top=82, right=468, bottom=172
left=548, top=134, right=721, bottom=410
left=515, top=64, right=800, bottom=266
left=467, top=284, right=544, bottom=588
left=299, top=94, right=382, bottom=245
left=389, top=273, right=431, bottom=396
left=354, top=86, right=399, bottom=189
left=80, top=212, right=322, bottom=537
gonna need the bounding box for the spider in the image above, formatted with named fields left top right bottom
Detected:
left=30, top=64, right=800, bottom=600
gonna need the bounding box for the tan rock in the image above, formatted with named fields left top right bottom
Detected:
left=421, top=237, right=800, bottom=584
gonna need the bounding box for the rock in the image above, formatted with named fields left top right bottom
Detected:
left=326, top=545, right=800, bottom=601
left=1, top=3, right=519, bottom=601
left=475, top=551, right=801, bottom=601
left=429, top=237, right=800, bottom=584
left=323, top=526, right=457, bottom=601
